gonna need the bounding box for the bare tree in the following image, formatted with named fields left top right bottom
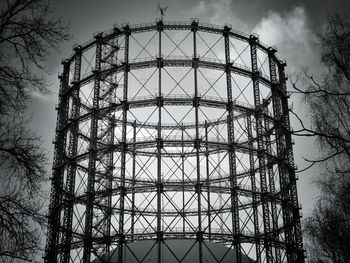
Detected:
left=0, top=0, right=69, bottom=261
left=304, top=175, right=350, bottom=263
left=291, top=14, right=350, bottom=262
left=292, top=14, right=350, bottom=173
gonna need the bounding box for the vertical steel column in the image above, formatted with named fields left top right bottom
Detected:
left=45, top=59, right=70, bottom=263
left=182, top=123, right=186, bottom=233
left=104, top=112, right=115, bottom=256
left=223, top=25, right=241, bottom=262
left=271, top=58, right=291, bottom=261
left=278, top=62, right=305, bottom=262
left=156, top=19, right=164, bottom=263
left=205, top=121, right=211, bottom=240
left=63, top=46, right=82, bottom=263
left=191, top=19, right=203, bottom=263
left=265, top=117, right=281, bottom=262
left=131, top=120, right=137, bottom=240
left=217, top=128, right=223, bottom=232
left=100, top=55, right=118, bottom=255
left=118, top=24, right=130, bottom=263
left=247, top=115, right=261, bottom=263
left=83, top=36, right=102, bottom=263
left=267, top=48, right=282, bottom=263
left=249, top=34, right=272, bottom=262
left=275, top=62, right=294, bottom=263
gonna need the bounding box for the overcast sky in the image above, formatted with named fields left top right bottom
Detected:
left=27, top=0, right=350, bottom=215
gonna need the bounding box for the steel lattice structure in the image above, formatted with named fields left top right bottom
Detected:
left=45, top=19, right=305, bottom=263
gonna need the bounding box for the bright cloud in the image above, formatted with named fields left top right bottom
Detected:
left=184, top=0, right=247, bottom=31
left=253, top=6, right=320, bottom=74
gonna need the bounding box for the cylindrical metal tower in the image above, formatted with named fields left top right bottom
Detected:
left=45, top=19, right=305, bottom=263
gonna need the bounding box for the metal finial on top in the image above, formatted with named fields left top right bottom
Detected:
left=157, top=3, right=167, bottom=20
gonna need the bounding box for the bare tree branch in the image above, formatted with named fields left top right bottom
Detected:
left=0, top=0, right=70, bottom=261
left=0, top=0, right=70, bottom=115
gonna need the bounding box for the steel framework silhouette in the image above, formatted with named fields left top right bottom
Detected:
left=45, top=19, right=305, bottom=263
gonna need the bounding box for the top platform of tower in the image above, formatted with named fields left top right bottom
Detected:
left=65, top=19, right=280, bottom=63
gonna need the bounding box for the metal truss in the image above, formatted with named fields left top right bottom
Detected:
left=45, top=19, right=305, bottom=263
